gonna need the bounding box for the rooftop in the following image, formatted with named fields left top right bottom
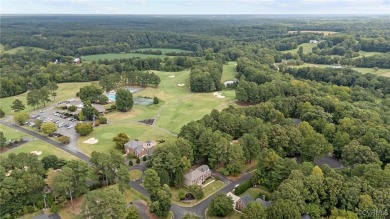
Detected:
left=184, top=165, right=210, bottom=181
left=314, top=156, right=344, bottom=169
left=240, top=195, right=254, bottom=206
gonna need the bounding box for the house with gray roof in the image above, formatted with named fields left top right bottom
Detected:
left=124, top=140, right=157, bottom=158
left=236, top=195, right=254, bottom=211
left=184, top=165, right=211, bottom=186
left=255, top=197, right=271, bottom=208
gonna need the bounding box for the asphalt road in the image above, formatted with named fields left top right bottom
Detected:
left=1, top=121, right=253, bottom=219
left=0, top=121, right=90, bottom=162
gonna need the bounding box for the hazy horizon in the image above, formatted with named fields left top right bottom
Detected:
left=2, top=0, right=390, bottom=15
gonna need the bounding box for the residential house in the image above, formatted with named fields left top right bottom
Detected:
left=226, top=192, right=241, bottom=209
left=124, top=140, right=157, bottom=158
left=256, top=197, right=271, bottom=208
left=184, top=165, right=212, bottom=186
left=309, top=40, right=319, bottom=44
left=235, top=195, right=254, bottom=211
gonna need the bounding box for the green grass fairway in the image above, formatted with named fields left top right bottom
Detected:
left=221, top=62, right=238, bottom=82
left=0, top=124, right=27, bottom=140
left=297, top=63, right=390, bottom=76
left=358, top=50, right=385, bottom=57
left=3, top=46, right=46, bottom=54
left=77, top=123, right=177, bottom=156
left=0, top=139, right=78, bottom=160
left=281, top=43, right=316, bottom=54
left=81, top=48, right=190, bottom=62
left=0, top=82, right=92, bottom=115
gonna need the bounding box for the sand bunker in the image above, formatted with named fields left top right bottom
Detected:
left=83, top=138, right=98, bottom=144
left=30, top=150, right=42, bottom=156
left=178, top=83, right=185, bottom=86
left=168, top=75, right=175, bottom=78
left=212, top=92, right=225, bottom=98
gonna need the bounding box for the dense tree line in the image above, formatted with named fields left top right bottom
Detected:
left=189, top=60, right=223, bottom=92
left=0, top=151, right=131, bottom=218
left=284, top=67, right=390, bottom=95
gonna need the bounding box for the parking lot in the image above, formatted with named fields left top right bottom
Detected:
left=27, top=107, right=80, bottom=151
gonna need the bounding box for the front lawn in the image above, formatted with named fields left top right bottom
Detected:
left=170, top=180, right=225, bottom=207
left=242, top=186, right=272, bottom=200
left=129, top=169, right=143, bottom=181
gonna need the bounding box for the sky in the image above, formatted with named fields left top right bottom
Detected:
left=1, top=0, right=390, bottom=15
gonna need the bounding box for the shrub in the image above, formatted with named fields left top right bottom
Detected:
left=94, top=119, right=100, bottom=127
left=51, top=203, right=58, bottom=213
left=234, top=180, right=252, bottom=196
left=153, top=97, right=159, bottom=104
left=0, top=108, right=5, bottom=118
left=143, top=156, right=147, bottom=161
left=75, top=123, right=93, bottom=136
left=129, top=160, right=133, bottom=166
left=62, top=106, right=68, bottom=110
left=68, top=105, right=77, bottom=112
left=219, top=168, right=229, bottom=176
left=58, top=136, right=70, bottom=145
left=178, top=190, right=186, bottom=200
left=188, top=185, right=204, bottom=199
left=99, top=116, right=107, bottom=124
left=14, top=112, right=29, bottom=125
left=111, top=104, right=117, bottom=109
left=136, top=157, right=140, bottom=164
left=98, top=94, right=109, bottom=105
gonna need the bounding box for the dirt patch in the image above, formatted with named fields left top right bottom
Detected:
left=380, top=72, right=390, bottom=77
left=288, top=30, right=338, bottom=35
left=227, top=173, right=245, bottom=181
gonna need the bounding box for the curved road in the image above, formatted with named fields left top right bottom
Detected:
left=1, top=121, right=252, bottom=219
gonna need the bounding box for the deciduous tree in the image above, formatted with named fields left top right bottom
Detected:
left=116, top=88, right=133, bottom=112
left=11, top=99, right=25, bottom=113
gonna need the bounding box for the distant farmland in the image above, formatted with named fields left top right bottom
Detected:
left=81, top=48, right=192, bottom=62
left=288, top=30, right=338, bottom=35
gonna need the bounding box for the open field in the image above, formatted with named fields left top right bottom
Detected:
left=281, top=43, right=316, bottom=54
left=0, top=44, right=4, bottom=53
left=358, top=50, right=385, bottom=57
left=206, top=209, right=243, bottom=219
left=77, top=122, right=177, bottom=156
left=288, top=30, right=338, bottom=35
left=77, top=69, right=236, bottom=156
left=3, top=46, right=46, bottom=54
left=0, top=82, right=92, bottom=115
left=0, top=139, right=78, bottom=160
left=297, top=63, right=390, bottom=76
left=222, top=61, right=238, bottom=82
left=81, top=48, right=191, bottom=61
left=0, top=123, right=27, bottom=140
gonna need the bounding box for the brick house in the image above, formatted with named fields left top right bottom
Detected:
left=184, top=165, right=211, bottom=186
left=124, top=140, right=157, bottom=158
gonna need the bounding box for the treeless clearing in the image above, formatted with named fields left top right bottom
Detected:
left=288, top=30, right=338, bottom=35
